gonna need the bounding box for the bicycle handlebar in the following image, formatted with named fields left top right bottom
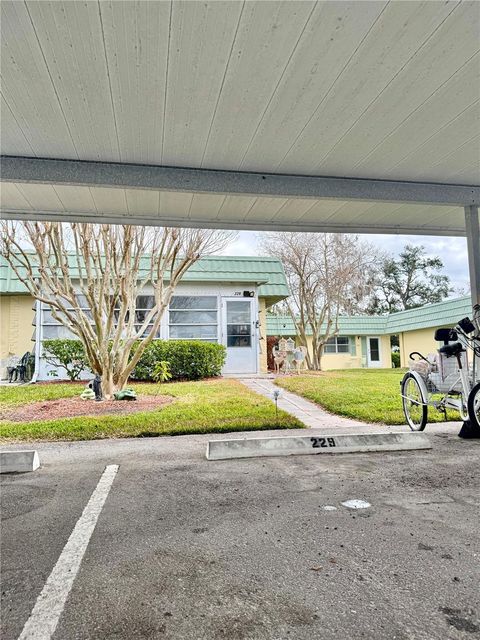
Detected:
left=409, top=351, right=431, bottom=363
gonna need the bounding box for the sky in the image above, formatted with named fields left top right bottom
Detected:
left=222, top=231, right=470, bottom=295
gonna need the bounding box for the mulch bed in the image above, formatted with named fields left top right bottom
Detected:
left=0, top=395, right=172, bottom=422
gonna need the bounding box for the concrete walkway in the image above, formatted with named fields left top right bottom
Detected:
left=240, top=377, right=462, bottom=435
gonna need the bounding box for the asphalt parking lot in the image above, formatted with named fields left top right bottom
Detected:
left=1, top=428, right=479, bottom=640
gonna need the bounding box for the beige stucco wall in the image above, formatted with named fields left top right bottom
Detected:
left=0, top=295, right=35, bottom=378
left=258, top=298, right=268, bottom=373
left=399, top=327, right=439, bottom=367
left=379, top=334, right=393, bottom=368
left=317, top=335, right=362, bottom=370
left=295, top=334, right=392, bottom=370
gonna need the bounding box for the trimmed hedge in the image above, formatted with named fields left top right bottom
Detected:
left=42, top=339, right=90, bottom=381
left=131, top=340, right=226, bottom=381
left=391, top=351, right=400, bottom=368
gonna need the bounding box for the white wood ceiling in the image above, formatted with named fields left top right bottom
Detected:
left=1, top=0, right=479, bottom=234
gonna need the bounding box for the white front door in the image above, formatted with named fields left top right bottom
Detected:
left=367, top=336, right=381, bottom=368
left=222, top=298, right=257, bottom=374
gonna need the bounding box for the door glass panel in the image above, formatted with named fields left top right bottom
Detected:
left=369, top=338, right=380, bottom=361
left=227, top=323, right=250, bottom=336
left=226, top=301, right=250, bottom=323
left=227, top=335, right=251, bottom=347
left=226, top=301, right=251, bottom=347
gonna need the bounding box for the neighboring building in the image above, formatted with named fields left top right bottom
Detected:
left=387, top=297, right=472, bottom=368
left=267, top=296, right=473, bottom=370
left=267, top=315, right=391, bottom=369
left=0, top=256, right=289, bottom=379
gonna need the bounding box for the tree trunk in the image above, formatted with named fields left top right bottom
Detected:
left=100, top=368, right=118, bottom=399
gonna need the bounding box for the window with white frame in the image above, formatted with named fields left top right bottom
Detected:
left=41, top=295, right=90, bottom=339
left=168, top=295, right=218, bottom=342
left=41, top=294, right=163, bottom=339
left=323, top=336, right=350, bottom=354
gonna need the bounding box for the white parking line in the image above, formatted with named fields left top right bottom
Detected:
left=18, top=464, right=119, bottom=640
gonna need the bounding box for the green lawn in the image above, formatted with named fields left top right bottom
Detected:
left=0, top=379, right=303, bottom=442
left=276, top=369, right=456, bottom=425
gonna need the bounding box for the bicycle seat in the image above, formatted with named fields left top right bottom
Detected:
left=439, top=342, right=464, bottom=357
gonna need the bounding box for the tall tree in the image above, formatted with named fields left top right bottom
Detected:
left=367, top=244, right=452, bottom=314
left=261, top=233, right=379, bottom=370
left=0, top=221, right=233, bottom=396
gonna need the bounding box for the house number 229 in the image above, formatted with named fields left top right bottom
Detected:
left=310, top=437, right=336, bottom=448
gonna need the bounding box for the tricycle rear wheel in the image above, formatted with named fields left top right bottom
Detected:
left=401, top=373, right=428, bottom=431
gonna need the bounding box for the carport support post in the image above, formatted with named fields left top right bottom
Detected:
left=465, top=205, right=480, bottom=384
left=464, top=205, right=480, bottom=308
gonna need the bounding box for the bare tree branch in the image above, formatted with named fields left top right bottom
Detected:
left=260, top=232, right=380, bottom=370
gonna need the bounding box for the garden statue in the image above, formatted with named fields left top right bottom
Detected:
left=272, top=339, right=307, bottom=375
left=292, top=346, right=307, bottom=374
left=284, top=338, right=296, bottom=373
left=92, top=375, right=103, bottom=401
left=272, top=337, right=288, bottom=374
left=114, top=388, right=137, bottom=401
left=272, top=345, right=286, bottom=374
left=80, top=385, right=95, bottom=400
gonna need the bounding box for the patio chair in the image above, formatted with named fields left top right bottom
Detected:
left=6, top=355, right=20, bottom=383
left=7, top=352, right=33, bottom=383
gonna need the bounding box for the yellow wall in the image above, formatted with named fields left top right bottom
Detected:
left=399, top=327, right=439, bottom=367
left=0, top=295, right=35, bottom=377
left=318, top=335, right=362, bottom=370
left=287, top=334, right=393, bottom=370
left=258, top=298, right=268, bottom=373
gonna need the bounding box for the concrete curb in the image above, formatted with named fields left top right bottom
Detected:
left=206, top=432, right=431, bottom=461
left=0, top=450, right=40, bottom=473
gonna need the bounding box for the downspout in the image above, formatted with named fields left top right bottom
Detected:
left=26, top=298, right=42, bottom=384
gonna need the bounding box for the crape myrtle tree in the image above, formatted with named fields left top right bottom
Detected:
left=261, top=232, right=380, bottom=370
left=0, top=221, right=234, bottom=397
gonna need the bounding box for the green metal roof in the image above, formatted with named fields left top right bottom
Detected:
left=179, top=256, right=289, bottom=304
left=384, top=296, right=472, bottom=333
left=0, top=255, right=289, bottom=305
left=267, top=296, right=473, bottom=337
left=267, top=314, right=389, bottom=337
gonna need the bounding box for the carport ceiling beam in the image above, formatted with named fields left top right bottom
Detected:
left=1, top=157, right=479, bottom=207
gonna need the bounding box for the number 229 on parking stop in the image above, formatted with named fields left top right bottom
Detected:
left=311, top=437, right=336, bottom=449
